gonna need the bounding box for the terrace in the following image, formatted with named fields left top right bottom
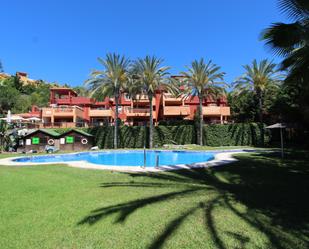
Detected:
left=202, top=106, right=231, bottom=116
left=125, top=107, right=156, bottom=117
left=89, top=108, right=113, bottom=118
left=132, top=94, right=156, bottom=105
left=41, top=106, right=85, bottom=128
left=163, top=106, right=190, bottom=116
left=163, top=93, right=183, bottom=103
left=42, top=106, right=84, bottom=118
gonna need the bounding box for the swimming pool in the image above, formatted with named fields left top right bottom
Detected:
left=13, top=150, right=215, bottom=167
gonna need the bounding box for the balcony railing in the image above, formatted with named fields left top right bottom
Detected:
left=89, top=108, right=113, bottom=117
left=125, top=107, right=155, bottom=117
left=39, top=121, right=113, bottom=128
left=42, top=106, right=84, bottom=118
left=163, top=93, right=183, bottom=102
left=163, top=106, right=190, bottom=116
left=133, top=95, right=156, bottom=105
left=202, top=106, right=231, bottom=116
left=56, top=98, right=71, bottom=105
left=54, top=107, right=74, bottom=113
left=40, top=122, right=86, bottom=128
left=126, top=107, right=150, bottom=113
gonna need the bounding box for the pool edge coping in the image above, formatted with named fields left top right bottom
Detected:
left=0, top=149, right=256, bottom=172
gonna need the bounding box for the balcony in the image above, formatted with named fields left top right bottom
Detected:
left=125, top=107, right=156, bottom=117
left=133, top=95, right=156, bottom=105
left=202, top=106, right=231, bottom=116
left=163, top=93, right=183, bottom=103
left=163, top=106, right=190, bottom=116
left=89, top=108, right=113, bottom=117
left=55, top=97, right=71, bottom=105
left=42, top=106, right=84, bottom=118
left=39, top=121, right=89, bottom=128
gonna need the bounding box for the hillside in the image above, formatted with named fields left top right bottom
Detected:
left=0, top=72, right=61, bottom=116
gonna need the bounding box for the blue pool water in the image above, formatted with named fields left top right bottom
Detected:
left=14, top=150, right=215, bottom=167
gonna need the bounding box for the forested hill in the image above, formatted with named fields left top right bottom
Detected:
left=0, top=74, right=78, bottom=116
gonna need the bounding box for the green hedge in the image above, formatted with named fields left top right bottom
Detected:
left=203, top=123, right=269, bottom=147
left=68, top=123, right=268, bottom=148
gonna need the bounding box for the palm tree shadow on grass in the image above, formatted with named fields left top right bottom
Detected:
left=78, top=152, right=309, bottom=249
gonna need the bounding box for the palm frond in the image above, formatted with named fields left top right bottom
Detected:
left=84, top=53, right=130, bottom=99
left=233, top=59, right=283, bottom=96
left=132, top=55, right=170, bottom=96
left=262, top=22, right=304, bottom=56
left=278, top=0, right=309, bottom=20
left=181, top=58, right=226, bottom=97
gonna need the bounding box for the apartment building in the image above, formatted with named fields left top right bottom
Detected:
left=4, top=71, right=230, bottom=127
left=31, top=85, right=230, bottom=128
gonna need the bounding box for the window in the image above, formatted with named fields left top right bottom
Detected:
left=32, top=137, right=40, bottom=145
left=75, top=136, right=82, bottom=142
left=124, top=94, right=131, bottom=100
left=66, top=136, right=74, bottom=144
left=41, top=137, right=47, bottom=144
left=60, top=138, right=65, bottom=144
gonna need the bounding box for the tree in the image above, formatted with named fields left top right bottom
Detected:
left=181, top=58, right=225, bottom=145
left=29, top=81, right=51, bottom=107
left=0, top=120, right=8, bottom=152
left=228, top=91, right=257, bottom=122
left=229, top=81, right=281, bottom=124
left=233, top=59, right=282, bottom=145
left=0, top=82, right=20, bottom=115
left=0, top=76, right=57, bottom=115
left=13, top=75, right=23, bottom=92
left=85, top=53, right=130, bottom=149
left=13, top=95, right=32, bottom=113
left=262, top=0, right=309, bottom=127
left=73, top=86, right=89, bottom=97
left=233, top=60, right=282, bottom=123
left=269, top=83, right=302, bottom=123
left=262, top=0, right=309, bottom=81
left=132, top=56, right=171, bottom=148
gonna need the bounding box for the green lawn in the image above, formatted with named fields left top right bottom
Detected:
left=0, top=150, right=308, bottom=249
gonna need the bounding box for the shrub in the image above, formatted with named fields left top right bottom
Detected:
left=158, top=120, right=195, bottom=126
left=203, top=123, right=269, bottom=147
left=68, top=123, right=269, bottom=149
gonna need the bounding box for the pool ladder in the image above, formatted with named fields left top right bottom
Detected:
left=142, top=147, right=159, bottom=169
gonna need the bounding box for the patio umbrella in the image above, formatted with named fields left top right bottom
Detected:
left=7, top=110, right=11, bottom=124
left=26, top=117, right=41, bottom=122
left=0, top=115, right=25, bottom=122
left=10, top=116, right=25, bottom=121
left=266, top=123, right=286, bottom=158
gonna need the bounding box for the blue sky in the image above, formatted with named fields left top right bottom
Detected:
left=1, top=0, right=287, bottom=86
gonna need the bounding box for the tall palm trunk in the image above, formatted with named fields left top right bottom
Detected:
left=0, top=136, right=3, bottom=152
left=149, top=95, right=153, bottom=149
left=114, top=92, right=119, bottom=149
left=258, top=93, right=263, bottom=124
left=258, top=91, right=264, bottom=146
left=198, top=95, right=204, bottom=146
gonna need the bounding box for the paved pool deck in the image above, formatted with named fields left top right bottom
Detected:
left=0, top=149, right=257, bottom=172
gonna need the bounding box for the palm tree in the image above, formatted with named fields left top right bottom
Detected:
left=233, top=59, right=282, bottom=124
left=181, top=59, right=225, bottom=146
left=73, top=86, right=89, bottom=97
left=132, top=56, right=170, bottom=149
left=262, top=0, right=309, bottom=126
left=0, top=120, right=8, bottom=152
left=262, top=0, right=309, bottom=82
left=85, top=53, right=130, bottom=149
